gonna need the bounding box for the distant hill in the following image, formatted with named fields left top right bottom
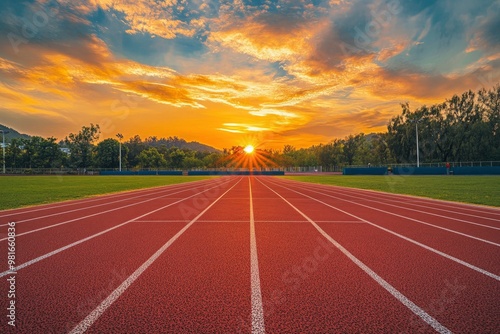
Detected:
left=143, top=136, right=220, bottom=153
left=0, top=124, right=220, bottom=152
left=0, top=124, right=31, bottom=142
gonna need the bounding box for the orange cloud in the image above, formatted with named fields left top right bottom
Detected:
left=2, top=0, right=498, bottom=150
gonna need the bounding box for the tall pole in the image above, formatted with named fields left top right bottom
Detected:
left=415, top=121, right=420, bottom=168
left=119, top=141, right=122, bottom=171
left=1, top=130, right=8, bottom=174
left=116, top=133, right=123, bottom=172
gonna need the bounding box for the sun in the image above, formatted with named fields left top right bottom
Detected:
left=243, top=145, right=255, bottom=154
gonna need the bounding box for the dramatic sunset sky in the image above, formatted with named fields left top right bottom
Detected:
left=0, top=0, right=498, bottom=149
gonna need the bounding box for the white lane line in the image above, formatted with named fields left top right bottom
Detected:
left=0, top=177, right=215, bottom=218
left=254, top=220, right=365, bottom=224
left=265, top=179, right=500, bottom=281
left=279, top=178, right=500, bottom=216
left=132, top=220, right=364, bottom=224
left=249, top=178, right=266, bottom=334
left=133, top=220, right=249, bottom=223
left=294, top=182, right=500, bottom=228
left=133, top=220, right=192, bottom=223
left=258, top=179, right=452, bottom=334
left=329, top=187, right=500, bottom=223
left=270, top=179, right=500, bottom=247
left=315, top=220, right=366, bottom=223
left=0, top=178, right=224, bottom=227
left=0, top=179, right=235, bottom=278
left=0, top=179, right=234, bottom=242
left=68, top=178, right=242, bottom=334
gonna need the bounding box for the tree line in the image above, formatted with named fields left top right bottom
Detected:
left=3, top=84, right=499, bottom=170
left=275, top=84, right=499, bottom=168
left=3, top=124, right=223, bottom=170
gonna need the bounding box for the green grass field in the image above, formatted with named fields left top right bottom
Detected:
left=281, top=175, right=500, bottom=207
left=0, top=176, right=213, bottom=210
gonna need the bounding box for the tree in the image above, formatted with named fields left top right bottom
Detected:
left=387, top=85, right=499, bottom=163
left=95, top=138, right=129, bottom=168
left=65, top=124, right=100, bottom=169
left=343, top=134, right=364, bottom=165
left=138, top=147, right=166, bottom=169
left=20, top=136, right=64, bottom=168
left=317, top=140, right=343, bottom=169
left=202, top=152, right=223, bottom=168
left=168, top=148, right=185, bottom=168
left=183, top=156, right=204, bottom=169
left=124, top=135, right=147, bottom=168
left=5, top=138, right=23, bottom=168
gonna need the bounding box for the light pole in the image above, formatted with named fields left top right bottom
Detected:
left=0, top=130, right=9, bottom=174
left=412, top=119, right=421, bottom=168
left=116, top=133, right=123, bottom=171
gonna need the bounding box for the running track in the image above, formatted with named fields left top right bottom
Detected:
left=1, top=176, right=499, bottom=333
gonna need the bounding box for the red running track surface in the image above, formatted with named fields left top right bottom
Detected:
left=0, top=176, right=499, bottom=333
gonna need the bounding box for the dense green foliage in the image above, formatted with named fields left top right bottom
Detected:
left=1, top=85, right=498, bottom=170
left=387, top=87, right=500, bottom=163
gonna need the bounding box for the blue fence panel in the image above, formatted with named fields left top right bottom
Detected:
left=391, top=167, right=447, bottom=175
left=158, top=171, right=183, bottom=175
left=187, top=171, right=284, bottom=176
left=452, top=167, right=500, bottom=175
left=100, top=170, right=182, bottom=175
left=343, top=167, right=387, bottom=175
left=100, top=171, right=136, bottom=175
left=136, top=171, right=158, bottom=175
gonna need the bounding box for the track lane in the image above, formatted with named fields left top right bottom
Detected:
left=0, top=178, right=237, bottom=334
left=1, top=176, right=498, bottom=333
left=268, top=178, right=500, bottom=274
left=332, top=187, right=500, bottom=224
left=74, top=178, right=253, bottom=333
left=0, top=178, right=233, bottom=276
left=276, top=178, right=500, bottom=229
left=0, top=178, right=232, bottom=240
left=291, top=181, right=500, bottom=229
left=252, top=178, right=448, bottom=333
left=0, top=177, right=221, bottom=226
left=280, top=178, right=500, bottom=219
left=260, top=177, right=499, bottom=333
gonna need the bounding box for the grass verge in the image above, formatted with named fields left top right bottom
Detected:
left=0, top=175, right=214, bottom=210
left=281, top=175, right=500, bottom=207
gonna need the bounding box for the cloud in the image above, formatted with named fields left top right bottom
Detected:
left=91, top=0, right=199, bottom=39
left=0, top=0, right=498, bottom=148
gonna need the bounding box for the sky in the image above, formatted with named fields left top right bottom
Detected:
left=0, top=0, right=499, bottom=149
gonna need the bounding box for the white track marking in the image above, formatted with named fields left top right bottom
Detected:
left=280, top=178, right=500, bottom=216
left=329, top=187, right=500, bottom=223
left=0, top=179, right=234, bottom=241
left=257, top=178, right=453, bottom=334
left=264, top=179, right=500, bottom=281
left=287, top=181, right=500, bottom=227
left=68, top=178, right=242, bottom=333
left=270, top=180, right=500, bottom=247
left=132, top=219, right=364, bottom=223
left=12, top=187, right=210, bottom=224
left=0, top=179, right=235, bottom=278
left=0, top=179, right=225, bottom=227
left=133, top=219, right=248, bottom=223
left=249, top=178, right=266, bottom=334
left=132, top=220, right=192, bottom=223
left=0, top=177, right=214, bottom=218
left=251, top=220, right=364, bottom=223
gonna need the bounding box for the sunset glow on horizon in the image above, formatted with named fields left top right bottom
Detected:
left=1, top=0, right=498, bottom=150
left=244, top=145, right=255, bottom=154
